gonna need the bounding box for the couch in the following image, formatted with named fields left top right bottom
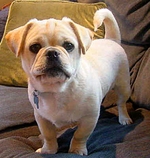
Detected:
left=0, top=0, right=149, bottom=158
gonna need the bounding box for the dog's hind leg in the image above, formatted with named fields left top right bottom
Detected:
left=114, top=67, right=133, bottom=125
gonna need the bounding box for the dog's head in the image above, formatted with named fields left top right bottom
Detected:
left=5, top=18, right=93, bottom=92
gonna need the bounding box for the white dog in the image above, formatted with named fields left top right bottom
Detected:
left=5, top=8, right=132, bottom=155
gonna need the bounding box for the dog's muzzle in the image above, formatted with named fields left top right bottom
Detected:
left=43, top=49, right=70, bottom=78
left=46, top=50, right=60, bottom=62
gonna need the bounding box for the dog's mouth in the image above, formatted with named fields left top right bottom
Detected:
left=43, top=66, right=71, bottom=78
left=32, top=64, right=71, bottom=80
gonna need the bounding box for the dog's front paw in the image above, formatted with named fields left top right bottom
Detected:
left=119, top=116, right=133, bottom=125
left=36, top=147, right=57, bottom=154
left=69, top=147, right=88, bottom=155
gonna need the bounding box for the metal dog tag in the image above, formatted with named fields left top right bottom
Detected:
left=33, top=90, right=39, bottom=109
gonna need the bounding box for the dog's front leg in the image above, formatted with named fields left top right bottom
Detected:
left=34, top=110, right=58, bottom=154
left=69, top=116, right=97, bottom=155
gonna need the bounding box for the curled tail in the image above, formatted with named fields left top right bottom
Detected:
left=93, top=8, right=121, bottom=44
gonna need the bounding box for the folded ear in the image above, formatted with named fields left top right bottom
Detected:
left=62, top=17, right=93, bottom=54
left=5, top=19, right=37, bottom=57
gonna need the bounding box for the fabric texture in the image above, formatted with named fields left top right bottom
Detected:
left=0, top=7, right=9, bottom=41
left=0, top=85, right=35, bottom=131
left=0, top=85, right=149, bottom=157
left=0, top=0, right=106, bottom=87
left=101, top=0, right=150, bottom=109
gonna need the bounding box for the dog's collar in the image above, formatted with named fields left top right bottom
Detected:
left=33, top=90, right=51, bottom=109
left=33, top=90, right=40, bottom=109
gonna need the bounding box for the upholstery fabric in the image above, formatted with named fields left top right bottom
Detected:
left=0, top=85, right=35, bottom=131
left=0, top=7, right=9, bottom=41
left=102, top=0, right=150, bottom=109
left=0, top=100, right=149, bottom=158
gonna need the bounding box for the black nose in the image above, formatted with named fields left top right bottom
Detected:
left=46, top=50, right=60, bottom=60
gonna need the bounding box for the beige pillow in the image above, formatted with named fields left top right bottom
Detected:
left=0, top=0, right=106, bottom=87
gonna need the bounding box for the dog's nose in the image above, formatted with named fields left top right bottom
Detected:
left=46, top=51, right=60, bottom=60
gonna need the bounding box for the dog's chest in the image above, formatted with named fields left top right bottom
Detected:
left=34, top=93, right=82, bottom=128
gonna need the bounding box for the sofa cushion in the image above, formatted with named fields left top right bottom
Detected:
left=0, top=108, right=150, bottom=157
left=0, top=7, right=9, bottom=42
left=0, top=85, right=35, bottom=131
left=0, top=0, right=106, bottom=87
left=102, top=0, right=150, bottom=109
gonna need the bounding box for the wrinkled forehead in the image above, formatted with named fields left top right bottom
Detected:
left=26, top=18, right=77, bottom=45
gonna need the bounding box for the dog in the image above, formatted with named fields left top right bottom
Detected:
left=5, top=8, right=132, bottom=155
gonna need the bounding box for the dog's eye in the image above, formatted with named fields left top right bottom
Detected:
left=62, top=42, right=74, bottom=52
left=29, top=43, right=42, bottom=54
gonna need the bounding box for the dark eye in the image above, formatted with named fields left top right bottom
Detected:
left=29, top=43, right=42, bottom=54
left=62, top=42, right=74, bottom=52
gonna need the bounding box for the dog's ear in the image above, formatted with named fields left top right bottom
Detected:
left=5, top=19, right=37, bottom=57
left=62, top=17, right=93, bottom=54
